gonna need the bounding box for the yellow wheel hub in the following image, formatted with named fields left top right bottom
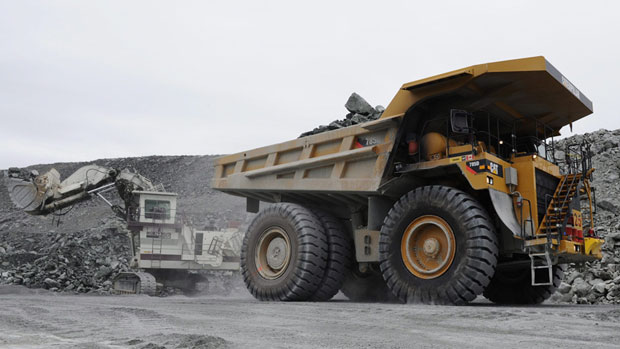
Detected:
left=401, top=215, right=456, bottom=279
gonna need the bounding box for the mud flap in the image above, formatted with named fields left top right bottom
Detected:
left=488, top=189, right=523, bottom=237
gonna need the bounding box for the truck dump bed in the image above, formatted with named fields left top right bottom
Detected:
left=212, top=56, right=592, bottom=205
left=213, top=118, right=399, bottom=205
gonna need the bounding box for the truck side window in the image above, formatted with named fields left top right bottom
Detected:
left=537, top=142, right=547, bottom=159
left=144, top=200, right=170, bottom=220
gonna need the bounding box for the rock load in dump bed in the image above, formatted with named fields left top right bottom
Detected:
left=299, top=93, right=385, bottom=137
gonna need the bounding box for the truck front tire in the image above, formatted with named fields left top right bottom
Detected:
left=379, top=186, right=498, bottom=304
left=241, top=203, right=328, bottom=301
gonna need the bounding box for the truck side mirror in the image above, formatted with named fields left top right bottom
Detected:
left=450, top=109, right=472, bottom=134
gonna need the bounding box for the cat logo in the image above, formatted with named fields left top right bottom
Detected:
left=466, top=159, right=503, bottom=177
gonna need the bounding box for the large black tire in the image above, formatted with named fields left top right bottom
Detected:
left=340, top=265, right=397, bottom=303
left=308, top=209, right=353, bottom=301
left=379, top=186, right=499, bottom=304
left=241, top=203, right=328, bottom=301
left=483, top=264, right=566, bottom=304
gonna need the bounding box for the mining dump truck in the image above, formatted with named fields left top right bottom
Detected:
left=6, top=165, right=242, bottom=295
left=213, top=56, right=604, bottom=304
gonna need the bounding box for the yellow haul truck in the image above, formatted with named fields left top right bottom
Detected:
left=213, top=56, right=604, bottom=304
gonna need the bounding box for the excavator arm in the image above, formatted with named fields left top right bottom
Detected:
left=5, top=165, right=158, bottom=217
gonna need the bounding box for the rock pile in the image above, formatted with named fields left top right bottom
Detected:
left=299, top=93, right=384, bottom=137
left=551, top=129, right=620, bottom=304
left=554, top=224, right=620, bottom=304
left=0, top=219, right=131, bottom=293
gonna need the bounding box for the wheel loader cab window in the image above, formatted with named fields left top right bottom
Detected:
left=144, top=200, right=171, bottom=220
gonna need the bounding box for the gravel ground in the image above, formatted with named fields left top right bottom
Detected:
left=1, top=285, right=620, bottom=349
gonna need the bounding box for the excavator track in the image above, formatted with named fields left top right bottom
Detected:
left=113, top=272, right=157, bottom=295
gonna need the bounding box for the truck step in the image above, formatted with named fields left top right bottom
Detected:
left=529, top=250, right=553, bottom=286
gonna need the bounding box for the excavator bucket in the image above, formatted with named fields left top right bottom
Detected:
left=6, top=168, right=60, bottom=214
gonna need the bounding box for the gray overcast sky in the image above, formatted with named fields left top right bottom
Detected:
left=1, top=0, right=619, bottom=169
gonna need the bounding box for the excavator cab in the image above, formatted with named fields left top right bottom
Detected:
left=131, top=191, right=178, bottom=225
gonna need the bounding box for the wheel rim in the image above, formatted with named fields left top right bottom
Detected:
left=401, top=215, right=456, bottom=279
left=255, top=226, right=292, bottom=280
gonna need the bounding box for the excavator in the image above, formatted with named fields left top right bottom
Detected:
left=5, top=165, right=242, bottom=295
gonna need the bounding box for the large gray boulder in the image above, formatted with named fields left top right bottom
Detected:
left=572, top=277, right=592, bottom=297
left=345, top=92, right=376, bottom=116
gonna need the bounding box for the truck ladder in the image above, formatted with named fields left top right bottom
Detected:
left=529, top=249, right=554, bottom=286
left=149, top=230, right=164, bottom=269
left=537, top=173, right=581, bottom=239
left=528, top=172, right=581, bottom=286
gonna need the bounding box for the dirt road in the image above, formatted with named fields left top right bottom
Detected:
left=1, top=286, right=619, bottom=349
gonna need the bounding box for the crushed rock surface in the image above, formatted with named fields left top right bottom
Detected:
left=1, top=290, right=620, bottom=348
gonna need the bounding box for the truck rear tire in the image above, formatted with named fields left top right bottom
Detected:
left=340, top=265, right=397, bottom=302
left=379, top=186, right=498, bottom=304
left=483, top=264, right=565, bottom=304
left=309, top=209, right=353, bottom=301
left=241, top=203, right=328, bottom=301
